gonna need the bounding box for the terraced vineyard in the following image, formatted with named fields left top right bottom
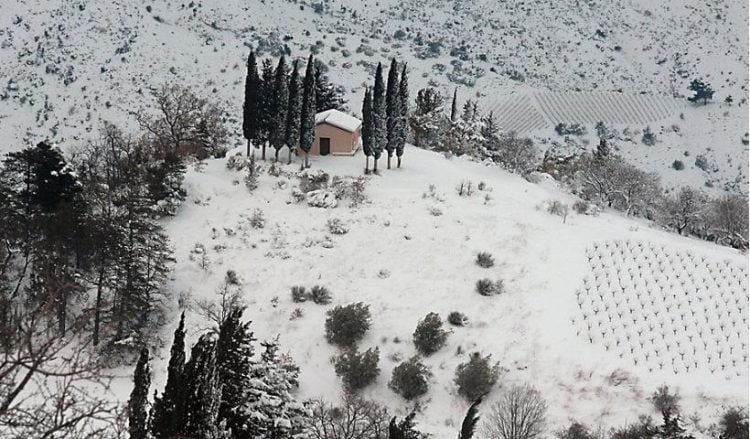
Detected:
left=485, top=91, right=685, bottom=134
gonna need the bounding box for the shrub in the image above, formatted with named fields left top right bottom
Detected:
left=547, top=200, right=569, bottom=221
left=671, top=160, right=685, bottom=171
left=719, top=407, right=749, bottom=439
left=250, top=208, right=265, bottom=229
left=334, top=347, right=380, bottom=392
left=447, top=311, right=468, bottom=327
left=291, top=286, right=307, bottom=303
left=309, top=285, right=333, bottom=305
left=694, top=154, right=709, bottom=171
left=555, top=123, right=586, bottom=136
left=476, top=278, right=504, bottom=296
left=556, top=422, right=597, bottom=439
left=572, top=200, right=589, bottom=214
left=649, top=385, right=680, bottom=416
left=327, top=218, right=349, bottom=235
left=642, top=127, right=656, bottom=146
left=413, top=312, right=449, bottom=355
left=388, top=356, right=432, bottom=400
left=325, top=303, right=371, bottom=347
left=476, top=252, right=495, bottom=268
left=454, top=352, right=499, bottom=400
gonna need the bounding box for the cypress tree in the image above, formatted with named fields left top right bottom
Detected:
left=151, top=312, right=187, bottom=439
left=299, top=54, right=316, bottom=169
left=271, top=56, right=289, bottom=161
left=385, top=58, right=400, bottom=169
left=458, top=396, right=483, bottom=439
left=242, top=52, right=261, bottom=157
left=285, top=59, right=301, bottom=165
left=314, top=64, right=345, bottom=112
left=259, top=59, right=276, bottom=160
left=361, top=87, right=374, bottom=174
left=184, top=334, right=223, bottom=439
left=371, top=62, right=386, bottom=173
left=216, top=306, right=256, bottom=439
left=450, top=88, right=458, bottom=122
left=128, top=348, right=151, bottom=439
left=396, top=63, right=409, bottom=168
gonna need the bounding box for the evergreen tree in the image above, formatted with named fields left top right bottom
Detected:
left=216, top=306, right=256, bottom=439
left=184, top=334, right=223, bottom=439
left=242, top=339, right=308, bottom=439
left=385, top=58, right=400, bottom=169
left=687, top=79, right=714, bottom=105
left=389, top=413, right=425, bottom=439
left=371, top=62, right=387, bottom=173
left=270, top=56, right=290, bottom=161
left=259, top=59, right=276, bottom=160
left=299, top=54, right=317, bottom=169
left=128, top=347, right=151, bottom=439
left=458, top=396, right=483, bottom=439
left=396, top=63, right=409, bottom=168
left=361, top=87, right=374, bottom=173
left=285, top=59, right=302, bottom=165
left=596, top=137, right=610, bottom=160
left=314, top=63, right=345, bottom=112
left=151, top=313, right=187, bottom=439
left=242, top=52, right=261, bottom=156
left=451, top=88, right=458, bottom=122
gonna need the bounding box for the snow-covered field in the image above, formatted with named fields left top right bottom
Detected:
left=118, top=147, right=747, bottom=436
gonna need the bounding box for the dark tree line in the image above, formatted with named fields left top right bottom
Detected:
left=361, top=59, right=409, bottom=173
left=243, top=52, right=345, bottom=166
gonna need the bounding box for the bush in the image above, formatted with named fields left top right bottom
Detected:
left=413, top=312, right=449, bottom=355
left=454, top=352, right=499, bottom=401
left=476, top=278, right=504, bottom=296
left=671, top=160, right=684, bottom=171
left=327, top=218, right=349, bottom=235
left=649, top=385, right=680, bottom=416
left=556, top=422, right=597, bottom=439
left=719, top=407, right=749, bottom=439
left=325, top=303, right=371, bottom=347
left=291, top=286, right=307, bottom=303
left=334, top=347, right=380, bottom=392
left=447, top=311, right=468, bottom=327
left=476, top=252, right=495, bottom=268
left=250, top=208, right=265, bottom=229
left=642, top=126, right=656, bottom=146
left=554, top=123, right=586, bottom=136
left=388, top=356, right=432, bottom=400
left=694, top=154, right=709, bottom=171
left=309, top=285, right=333, bottom=305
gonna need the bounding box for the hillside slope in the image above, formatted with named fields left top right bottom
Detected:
left=113, top=147, right=748, bottom=436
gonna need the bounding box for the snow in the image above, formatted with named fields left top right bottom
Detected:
left=132, top=146, right=746, bottom=436
left=315, top=109, right=362, bottom=133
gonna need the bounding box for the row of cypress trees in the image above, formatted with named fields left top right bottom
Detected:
left=361, top=59, right=409, bottom=173
left=129, top=309, right=307, bottom=439
left=242, top=52, right=344, bottom=168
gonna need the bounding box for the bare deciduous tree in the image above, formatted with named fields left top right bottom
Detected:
left=661, top=187, right=707, bottom=235
left=482, top=384, right=547, bottom=439
left=305, top=393, right=390, bottom=439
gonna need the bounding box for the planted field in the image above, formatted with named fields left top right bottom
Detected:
left=485, top=91, right=684, bottom=134
left=573, top=239, right=748, bottom=378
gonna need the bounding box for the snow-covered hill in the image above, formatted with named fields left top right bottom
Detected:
left=0, top=0, right=747, bottom=193
left=107, top=147, right=746, bottom=436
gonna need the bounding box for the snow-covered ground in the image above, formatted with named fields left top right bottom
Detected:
left=114, top=147, right=746, bottom=436
left=0, top=0, right=747, bottom=193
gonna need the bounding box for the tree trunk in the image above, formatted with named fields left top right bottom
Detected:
left=373, top=158, right=378, bottom=174
left=288, top=146, right=293, bottom=165
left=365, top=156, right=369, bottom=174
left=387, top=154, right=391, bottom=169
left=246, top=139, right=251, bottom=156
left=397, top=156, right=402, bottom=168
left=262, top=143, right=266, bottom=160
left=93, top=264, right=105, bottom=346
left=275, top=149, right=280, bottom=161
left=305, top=152, right=309, bottom=168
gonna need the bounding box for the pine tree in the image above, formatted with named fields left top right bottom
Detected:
left=314, top=63, right=345, bottom=112
left=687, top=79, right=714, bottom=105
left=451, top=88, right=458, bottom=122
left=216, top=306, right=256, bottom=439
left=184, top=334, right=223, bottom=439
left=458, top=396, right=483, bottom=439
left=242, top=52, right=261, bottom=156
left=385, top=58, right=400, bottom=169
left=299, top=54, right=317, bottom=169
left=285, top=60, right=302, bottom=165
left=371, top=62, right=387, bottom=173
left=270, top=56, right=289, bottom=161
left=396, top=63, right=409, bottom=168
left=259, top=59, right=276, bottom=160
left=128, top=347, right=151, bottom=439
left=151, top=313, right=187, bottom=439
